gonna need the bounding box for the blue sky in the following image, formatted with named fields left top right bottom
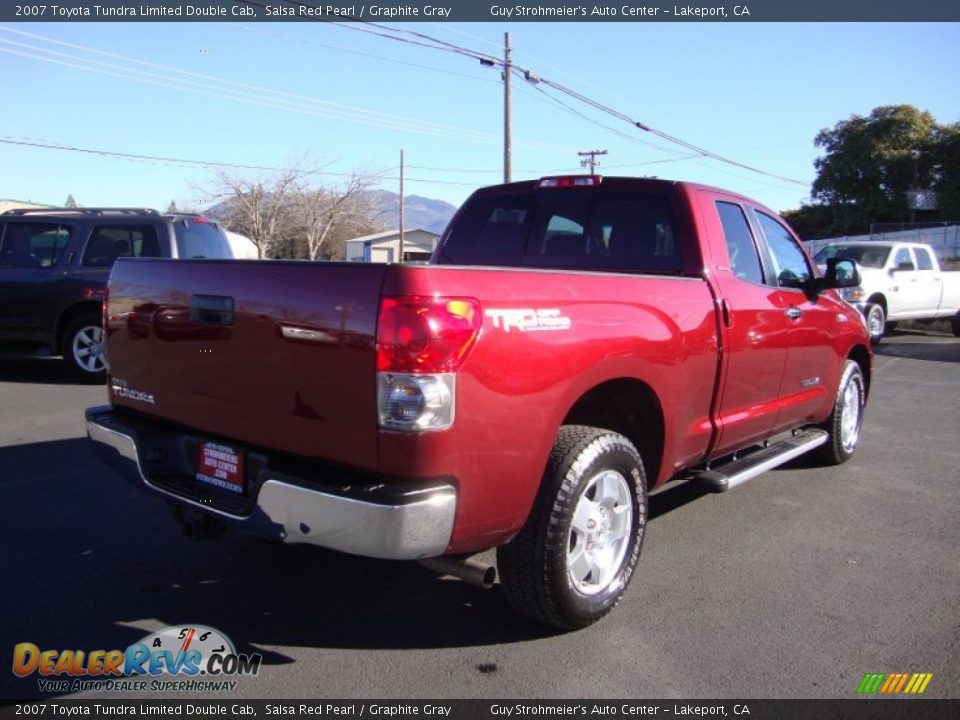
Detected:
left=1, top=21, right=958, bottom=215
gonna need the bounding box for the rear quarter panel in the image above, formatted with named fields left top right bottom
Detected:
left=379, top=264, right=719, bottom=552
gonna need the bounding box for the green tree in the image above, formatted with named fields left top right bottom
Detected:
left=931, top=122, right=960, bottom=221
left=811, top=105, right=939, bottom=235
left=64, top=194, right=78, bottom=208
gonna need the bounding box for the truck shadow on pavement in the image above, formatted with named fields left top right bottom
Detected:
left=0, top=357, right=100, bottom=385
left=0, top=434, right=788, bottom=700
left=0, top=439, right=561, bottom=698
left=873, top=333, right=960, bottom=364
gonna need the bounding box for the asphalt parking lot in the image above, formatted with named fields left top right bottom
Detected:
left=1, top=329, right=958, bottom=700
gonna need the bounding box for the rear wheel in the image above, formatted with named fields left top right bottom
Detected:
left=816, top=359, right=865, bottom=466
left=497, top=426, right=647, bottom=630
left=865, top=304, right=885, bottom=345
left=62, top=312, right=106, bottom=383
left=952, top=310, right=960, bottom=338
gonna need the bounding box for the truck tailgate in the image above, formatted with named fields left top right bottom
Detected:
left=105, top=259, right=387, bottom=471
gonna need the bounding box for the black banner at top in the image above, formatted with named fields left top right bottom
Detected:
left=3, top=0, right=960, bottom=23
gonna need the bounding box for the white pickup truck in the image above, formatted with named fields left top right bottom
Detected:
left=814, top=241, right=960, bottom=343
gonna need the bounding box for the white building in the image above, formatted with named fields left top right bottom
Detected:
left=345, top=229, right=439, bottom=263
left=224, top=230, right=259, bottom=259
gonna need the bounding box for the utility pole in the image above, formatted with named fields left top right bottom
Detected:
left=503, top=32, right=512, bottom=183
left=399, top=149, right=405, bottom=263
left=579, top=150, right=608, bottom=175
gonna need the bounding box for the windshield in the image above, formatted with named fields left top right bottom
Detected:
left=172, top=218, right=232, bottom=259
left=814, top=244, right=890, bottom=269
left=438, top=189, right=682, bottom=274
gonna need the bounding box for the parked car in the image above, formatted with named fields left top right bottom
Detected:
left=813, top=241, right=960, bottom=343
left=86, top=177, right=870, bottom=629
left=0, top=207, right=233, bottom=381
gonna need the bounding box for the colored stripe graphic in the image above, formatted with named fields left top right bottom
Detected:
left=857, top=672, right=932, bottom=694
left=857, top=673, right=886, bottom=694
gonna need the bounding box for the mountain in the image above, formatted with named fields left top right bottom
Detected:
left=362, top=190, right=458, bottom=235
left=204, top=190, right=459, bottom=236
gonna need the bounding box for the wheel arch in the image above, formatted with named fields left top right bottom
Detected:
left=56, top=301, right=102, bottom=352
left=847, top=343, right=872, bottom=399
left=866, top=293, right=887, bottom=313
left=560, top=378, right=665, bottom=489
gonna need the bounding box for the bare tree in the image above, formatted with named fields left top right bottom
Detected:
left=293, top=174, right=380, bottom=261
left=206, top=163, right=304, bottom=259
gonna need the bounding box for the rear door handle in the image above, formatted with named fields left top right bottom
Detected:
left=785, top=307, right=803, bottom=320
left=190, top=295, right=234, bottom=326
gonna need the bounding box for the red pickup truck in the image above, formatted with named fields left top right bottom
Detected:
left=87, top=176, right=871, bottom=629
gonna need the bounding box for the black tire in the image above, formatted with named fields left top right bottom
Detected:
left=865, top=303, right=885, bottom=346
left=884, top=321, right=898, bottom=334
left=816, top=360, right=865, bottom=466
left=497, top=426, right=647, bottom=630
left=61, top=312, right=106, bottom=383
left=952, top=310, right=960, bottom=338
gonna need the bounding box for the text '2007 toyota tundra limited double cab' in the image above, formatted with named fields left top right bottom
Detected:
left=87, top=176, right=872, bottom=629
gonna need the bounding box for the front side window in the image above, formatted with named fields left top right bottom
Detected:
left=756, top=211, right=811, bottom=288
left=893, top=248, right=914, bottom=270
left=83, top=225, right=161, bottom=267
left=0, top=222, right=70, bottom=268
left=716, top=202, right=764, bottom=284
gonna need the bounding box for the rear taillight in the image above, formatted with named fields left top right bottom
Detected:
left=376, top=296, right=481, bottom=431
left=101, top=287, right=110, bottom=372
left=376, top=296, right=481, bottom=374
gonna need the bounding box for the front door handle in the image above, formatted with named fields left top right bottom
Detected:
left=785, top=307, right=803, bottom=320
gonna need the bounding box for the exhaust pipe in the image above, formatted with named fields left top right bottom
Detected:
left=419, top=556, right=497, bottom=589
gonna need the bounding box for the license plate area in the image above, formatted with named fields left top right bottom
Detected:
left=195, top=441, right=246, bottom=495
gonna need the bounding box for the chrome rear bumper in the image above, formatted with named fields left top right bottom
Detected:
left=85, top=407, right=456, bottom=560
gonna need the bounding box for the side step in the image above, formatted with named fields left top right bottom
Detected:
left=696, top=429, right=828, bottom=492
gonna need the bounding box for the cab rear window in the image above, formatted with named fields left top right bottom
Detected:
left=438, top=189, right=681, bottom=273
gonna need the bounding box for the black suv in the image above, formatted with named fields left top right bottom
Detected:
left=0, top=207, right=233, bottom=381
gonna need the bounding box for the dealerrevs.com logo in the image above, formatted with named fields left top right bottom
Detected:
left=13, top=625, right=262, bottom=693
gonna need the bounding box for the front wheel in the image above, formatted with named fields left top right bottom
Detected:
left=952, top=310, right=960, bottom=338
left=816, top=359, right=866, bottom=466
left=62, top=312, right=106, bottom=383
left=497, top=426, right=647, bottom=630
left=865, top=304, right=885, bottom=346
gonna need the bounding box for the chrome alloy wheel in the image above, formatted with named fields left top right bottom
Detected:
left=72, top=325, right=105, bottom=374
left=867, top=304, right=885, bottom=343
left=839, top=372, right=863, bottom=453
left=567, top=469, right=633, bottom=596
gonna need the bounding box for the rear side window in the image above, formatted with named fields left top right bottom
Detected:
left=715, top=202, right=764, bottom=284
left=915, top=248, right=934, bottom=270
left=83, top=225, right=160, bottom=267
left=173, top=218, right=232, bottom=259
left=755, top=211, right=811, bottom=289
left=439, top=189, right=682, bottom=273
left=0, top=222, right=71, bottom=268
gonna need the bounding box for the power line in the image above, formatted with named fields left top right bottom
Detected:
left=271, top=9, right=808, bottom=186
left=225, top=22, right=500, bottom=85
left=0, top=137, right=481, bottom=187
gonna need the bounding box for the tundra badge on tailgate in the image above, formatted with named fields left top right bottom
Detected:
left=111, top=378, right=156, bottom=405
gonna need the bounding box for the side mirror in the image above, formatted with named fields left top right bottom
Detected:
left=817, top=257, right=861, bottom=291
